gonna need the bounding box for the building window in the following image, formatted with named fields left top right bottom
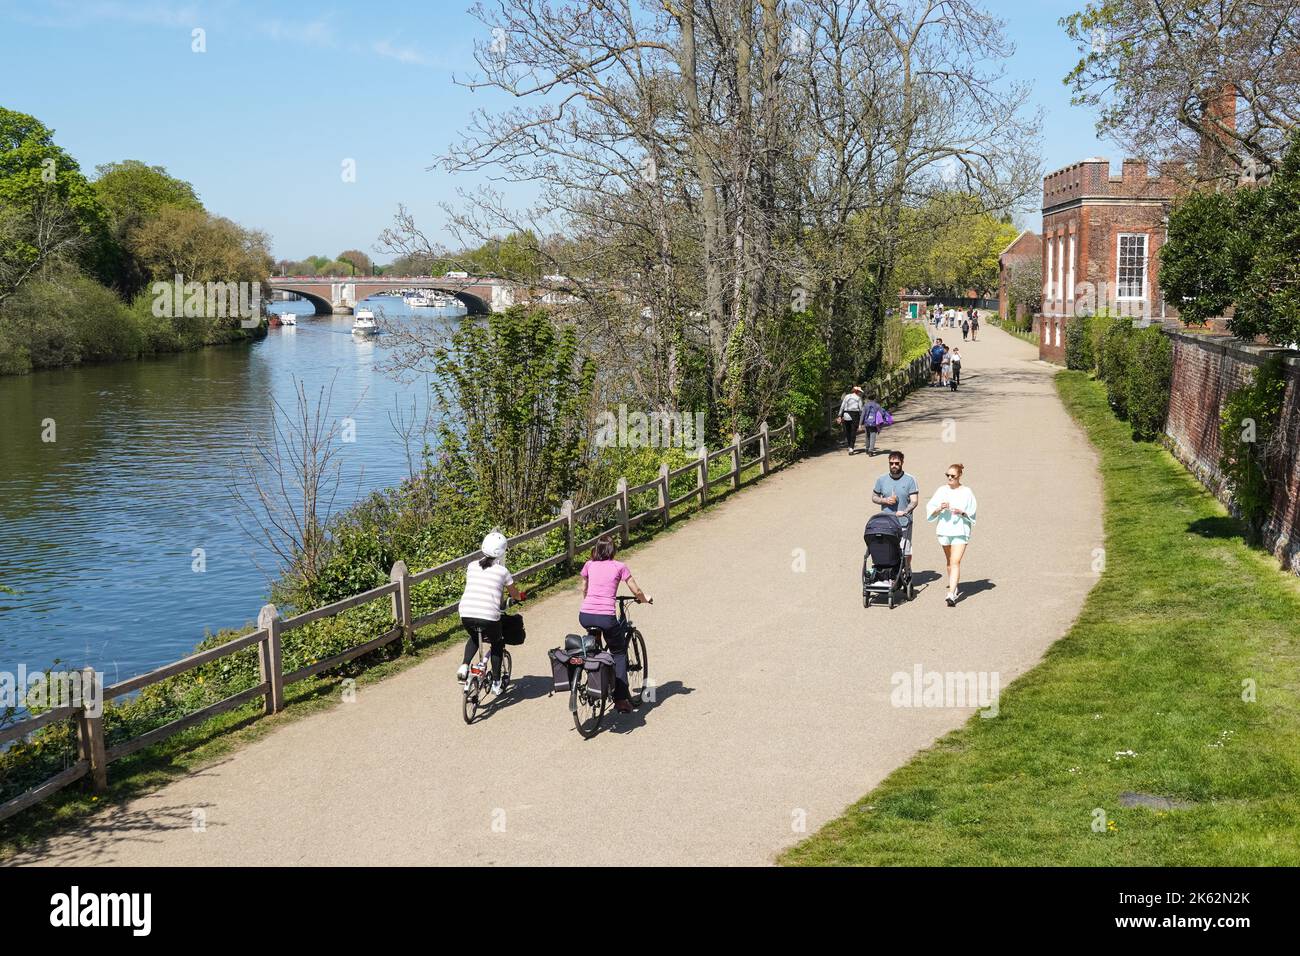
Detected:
left=1117, top=233, right=1148, bottom=300
left=1067, top=233, right=1076, bottom=303
left=1057, top=236, right=1065, bottom=305
left=1054, top=320, right=1061, bottom=347
left=1045, top=238, right=1055, bottom=306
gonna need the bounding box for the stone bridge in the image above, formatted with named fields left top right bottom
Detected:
left=268, top=275, right=527, bottom=315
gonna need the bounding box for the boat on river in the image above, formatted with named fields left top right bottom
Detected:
left=404, top=294, right=432, bottom=308
left=281, top=313, right=297, bottom=326
left=352, top=310, right=378, bottom=337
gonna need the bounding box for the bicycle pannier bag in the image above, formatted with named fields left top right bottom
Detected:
left=583, top=651, right=616, bottom=699
left=501, top=613, right=526, bottom=646
left=549, top=647, right=576, bottom=691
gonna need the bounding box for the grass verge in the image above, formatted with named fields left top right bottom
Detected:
left=781, top=370, right=1300, bottom=866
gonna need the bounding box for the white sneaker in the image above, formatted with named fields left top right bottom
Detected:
left=456, top=664, right=469, bottom=682
left=491, top=681, right=502, bottom=696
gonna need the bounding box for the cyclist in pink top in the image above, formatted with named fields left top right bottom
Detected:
left=579, top=534, right=651, bottom=712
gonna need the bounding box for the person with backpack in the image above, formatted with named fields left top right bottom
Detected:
left=579, top=535, right=651, bottom=713
left=861, top=392, right=884, bottom=456
left=961, top=317, right=970, bottom=341
left=456, top=531, right=528, bottom=694
left=836, top=385, right=864, bottom=455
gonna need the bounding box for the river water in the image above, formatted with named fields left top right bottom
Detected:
left=0, top=297, right=462, bottom=684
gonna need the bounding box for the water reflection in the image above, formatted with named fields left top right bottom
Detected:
left=0, top=296, right=459, bottom=681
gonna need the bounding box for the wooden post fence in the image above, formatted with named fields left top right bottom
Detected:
left=390, top=560, right=412, bottom=648
left=731, top=433, right=742, bottom=490
left=258, top=604, right=285, bottom=715
left=561, top=499, right=575, bottom=565
left=657, top=462, right=671, bottom=524
left=696, top=444, right=709, bottom=506
left=76, top=666, right=107, bottom=792
left=759, top=421, right=770, bottom=476
left=616, top=477, right=630, bottom=546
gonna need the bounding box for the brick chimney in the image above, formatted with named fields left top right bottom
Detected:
left=1199, top=83, right=1239, bottom=177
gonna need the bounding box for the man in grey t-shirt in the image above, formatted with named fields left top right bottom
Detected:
left=872, top=450, right=919, bottom=570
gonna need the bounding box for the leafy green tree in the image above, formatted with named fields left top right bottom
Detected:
left=0, top=107, right=110, bottom=302
left=894, top=196, right=1020, bottom=299
left=1159, top=189, right=1240, bottom=326
left=93, top=160, right=203, bottom=298
left=1234, top=133, right=1300, bottom=346
left=336, top=249, right=373, bottom=274
left=1125, top=326, right=1172, bottom=441
left=431, top=305, right=594, bottom=529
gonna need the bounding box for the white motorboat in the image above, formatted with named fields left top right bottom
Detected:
left=352, top=310, right=378, bottom=336
left=281, top=313, right=297, bottom=326
left=404, top=294, right=432, bottom=308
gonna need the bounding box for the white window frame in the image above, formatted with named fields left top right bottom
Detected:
left=1116, top=233, right=1148, bottom=301
left=1054, top=320, right=1061, bottom=347
left=1056, top=236, right=1065, bottom=307
left=1067, top=233, right=1076, bottom=303
left=1045, top=237, right=1055, bottom=307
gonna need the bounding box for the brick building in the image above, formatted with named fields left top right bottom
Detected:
left=1038, top=158, right=1181, bottom=363
left=997, top=229, right=1041, bottom=323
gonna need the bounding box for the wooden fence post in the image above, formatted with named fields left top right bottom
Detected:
left=731, top=433, right=742, bottom=490
left=76, top=665, right=107, bottom=792
left=390, top=560, right=412, bottom=649
left=759, top=421, right=770, bottom=476
left=696, top=444, right=709, bottom=506
left=561, top=499, right=575, bottom=565
left=257, top=604, right=285, bottom=715
left=616, top=477, right=630, bottom=546
left=657, top=463, right=671, bottom=525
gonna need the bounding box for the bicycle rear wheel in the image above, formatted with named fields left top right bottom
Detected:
left=626, top=629, right=648, bottom=703
left=462, top=676, right=481, bottom=724
left=570, top=667, right=606, bottom=739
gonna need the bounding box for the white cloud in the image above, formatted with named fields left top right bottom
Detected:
left=371, top=38, right=432, bottom=66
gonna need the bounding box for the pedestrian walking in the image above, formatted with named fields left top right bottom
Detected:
left=872, top=451, right=919, bottom=571
left=925, top=464, right=977, bottom=606
left=940, top=343, right=953, bottom=387
left=950, top=347, right=962, bottom=389
left=970, top=311, right=979, bottom=341
left=837, top=385, right=864, bottom=455
left=862, top=392, right=884, bottom=456
left=929, top=338, right=946, bottom=387
left=961, top=317, right=970, bottom=341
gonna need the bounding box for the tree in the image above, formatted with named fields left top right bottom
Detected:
left=1159, top=189, right=1241, bottom=326
left=1005, top=257, right=1043, bottom=326
left=93, top=160, right=203, bottom=298
left=894, top=196, right=1020, bottom=298
left=0, top=107, right=110, bottom=303
left=336, top=249, right=373, bottom=274
left=393, top=305, right=595, bottom=529
left=1063, top=1, right=1300, bottom=184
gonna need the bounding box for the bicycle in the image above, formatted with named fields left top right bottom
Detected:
left=569, top=595, right=650, bottom=739
left=461, top=599, right=522, bottom=724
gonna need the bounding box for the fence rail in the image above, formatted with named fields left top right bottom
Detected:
left=0, top=413, right=799, bottom=826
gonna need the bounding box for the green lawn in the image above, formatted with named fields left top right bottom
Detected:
left=782, top=371, right=1300, bottom=866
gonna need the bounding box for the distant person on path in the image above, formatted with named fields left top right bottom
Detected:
left=579, top=535, right=651, bottom=713
left=970, top=311, right=979, bottom=341
left=862, top=392, right=884, bottom=456
left=872, top=451, right=919, bottom=571
left=457, top=531, right=528, bottom=693
left=926, top=464, right=978, bottom=607
left=961, top=317, right=970, bottom=341
left=837, top=385, right=864, bottom=455
left=950, top=348, right=962, bottom=388
left=929, top=338, right=946, bottom=386
left=940, top=343, right=953, bottom=387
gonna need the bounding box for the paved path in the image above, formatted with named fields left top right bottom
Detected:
left=15, top=325, right=1101, bottom=866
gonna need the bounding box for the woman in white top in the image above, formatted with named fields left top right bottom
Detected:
left=456, top=530, right=528, bottom=692
left=926, top=464, right=978, bottom=607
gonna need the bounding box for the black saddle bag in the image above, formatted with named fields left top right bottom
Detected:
left=501, top=612, right=526, bottom=646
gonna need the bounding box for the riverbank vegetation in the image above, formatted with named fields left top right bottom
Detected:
left=0, top=108, right=271, bottom=375
left=782, top=371, right=1300, bottom=866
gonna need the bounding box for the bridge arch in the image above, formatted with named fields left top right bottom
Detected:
left=272, top=286, right=335, bottom=315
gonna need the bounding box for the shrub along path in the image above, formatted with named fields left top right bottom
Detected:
left=12, top=326, right=1102, bottom=866
left=783, top=372, right=1300, bottom=865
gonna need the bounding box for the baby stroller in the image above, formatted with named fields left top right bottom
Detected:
left=862, top=512, right=915, bottom=609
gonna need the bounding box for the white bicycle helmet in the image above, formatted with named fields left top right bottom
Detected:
left=481, top=530, right=508, bottom=559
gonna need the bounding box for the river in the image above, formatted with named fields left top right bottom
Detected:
left=0, top=296, right=462, bottom=684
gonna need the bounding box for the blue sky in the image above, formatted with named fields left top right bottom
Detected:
left=0, top=0, right=1109, bottom=259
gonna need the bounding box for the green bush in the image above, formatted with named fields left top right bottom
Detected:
left=1100, top=321, right=1134, bottom=417
left=1125, top=327, right=1173, bottom=441
left=1220, top=356, right=1288, bottom=538
left=1065, top=315, right=1094, bottom=371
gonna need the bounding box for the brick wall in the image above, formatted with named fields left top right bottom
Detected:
left=1164, top=331, right=1300, bottom=574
